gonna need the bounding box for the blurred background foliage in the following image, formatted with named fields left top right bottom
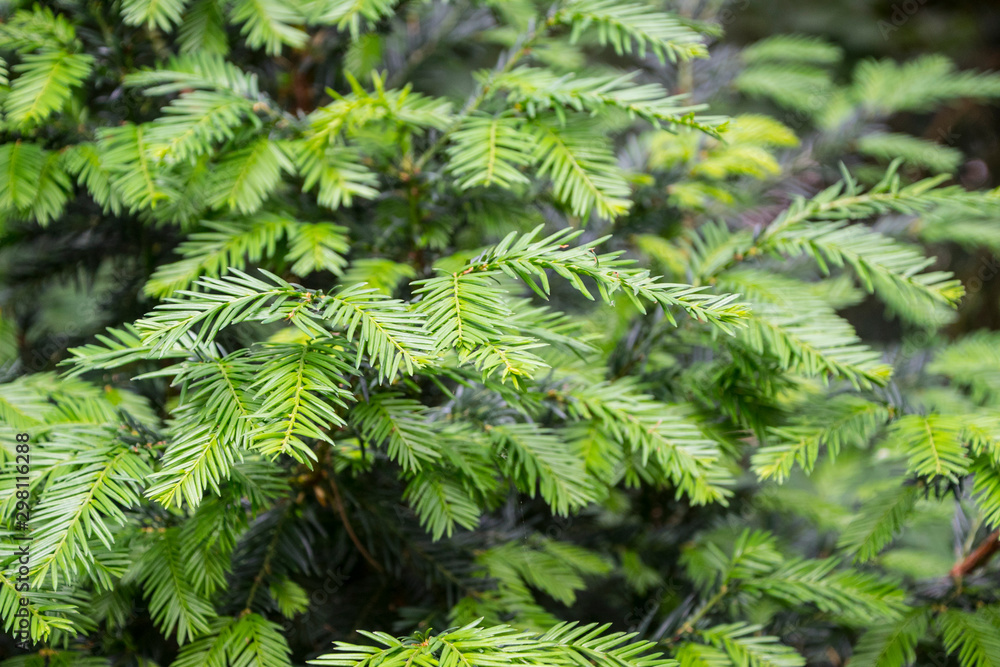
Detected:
left=2, top=1, right=1000, bottom=667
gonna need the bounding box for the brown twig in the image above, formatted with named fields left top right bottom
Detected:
left=328, top=474, right=385, bottom=574
left=950, top=529, right=1000, bottom=579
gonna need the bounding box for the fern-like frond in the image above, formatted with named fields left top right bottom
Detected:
left=850, top=610, right=929, bottom=667
left=145, top=90, right=257, bottom=163
left=928, top=332, right=1000, bottom=405
left=269, top=577, right=309, bottom=619
left=752, top=395, right=889, bottom=482
left=734, top=62, right=834, bottom=115
left=63, top=143, right=123, bottom=215
left=675, top=643, right=730, bottom=667
left=403, top=467, right=483, bottom=540
left=488, top=423, right=597, bottom=515
left=30, top=430, right=151, bottom=590
left=469, top=226, right=749, bottom=330
left=305, top=72, right=452, bottom=146
left=492, top=68, right=722, bottom=135
left=286, top=222, right=350, bottom=276
left=680, top=529, right=784, bottom=592
left=311, top=618, right=678, bottom=667
left=698, top=623, right=805, bottom=667
left=307, top=0, right=398, bottom=38
left=121, top=0, right=190, bottom=30
left=0, top=144, right=73, bottom=225
left=248, top=339, right=355, bottom=463
left=350, top=393, right=441, bottom=472
left=228, top=0, right=308, bottom=54
left=124, top=53, right=260, bottom=97
left=413, top=271, right=517, bottom=352
left=178, top=0, right=229, bottom=55
left=886, top=414, right=968, bottom=482
left=971, top=457, right=1000, bottom=530
left=4, top=50, right=92, bottom=128
left=341, top=259, right=415, bottom=295
left=530, top=116, right=632, bottom=220
left=555, top=0, right=707, bottom=62
left=145, top=350, right=257, bottom=508
left=145, top=216, right=294, bottom=297
left=938, top=608, right=1000, bottom=667
left=766, top=220, right=963, bottom=321
left=138, top=529, right=217, bottom=643
left=446, top=114, right=535, bottom=189
left=0, top=141, right=46, bottom=211
left=98, top=124, right=174, bottom=212
left=65, top=325, right=188, bottom=375
left=0, top=570, right=80, bottom=644
left=851, top=55, right=1000, bottom=116
left=838, top=484, right=919, bottom=563
left=748, top=557, right=908, bottom=624
left=562, top=377, right=733, bottom=505
left=207, top=138, right=295, bottom=214
left=135, top=269, right=323, bottom=354
left=759, top=168, right=972, bottom=320
left=857, top=132, right=962, bottom=174
left=293, top=141, right=380, bottom=209
left=322, top=283, right=434, bottom=381
left=227, top=612, right=293, bottom=666
left=719, top=270, right=892, bottom=388
left=741, top=35, right=842, bottom=66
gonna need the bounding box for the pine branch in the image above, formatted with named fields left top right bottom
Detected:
left=751, top=166, right=973, bottom=318
left=719, top=270, right=892, bottom=388
left=5, top=50, right=93, bottom=128
left=144, top=216, right=295, bottom=297
left=98, top=123, right=172, bottom=212
left=559, top=376, right=733, bottom=505
left=135, top=269, right=325, bottom=354
left=554, top=0, right=708, bottom=63
left=143, top=90, right=257, bottom=163
left=138, top=528, right=217, bottom=643
left=487, top=422, right=597, bottom=515
left=850, top=610, right=929, bottom=667
left=321, top=283, right=434, bottom=381
left=446, top=114, right=535, bottom=189
left=124, top=53, right=261, bottom=98
left=31, top=430, right=151, bottom=589
left=838, top=484, right=919, bottom=563
left=350, top=393, right=442, bottom=472
left=888, top=414, right=969, bottom=482
left=121, top=0, right=189, bottom=30
left=530, top=116, right=632, bottom=220
left=306, top=0, right=398, bottom=37
left=752, top=395, right=889, bottom=482
left=698, top=623, right=805, bottom=667
left=228, top=0, right=308, bottom=54
left=464, top=226, right=748, bottom=331
left=311, top=619, right=678, bottom=667
left=939, top=608, right=1000, bottom=667
left=207, top=138, right=295, bottom=214
left=247, top=339, right=355, bottom=463
left=492, top=67, right=723, bottom=135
